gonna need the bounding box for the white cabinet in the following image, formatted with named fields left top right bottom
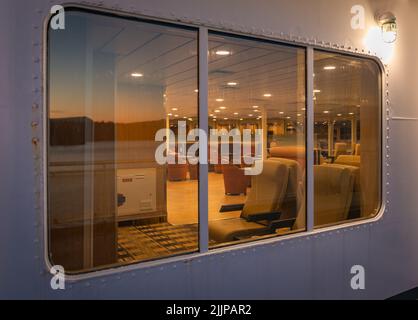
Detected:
left=117, top=168, right=157, bottom=220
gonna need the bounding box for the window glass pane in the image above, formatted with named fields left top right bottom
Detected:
left=48, top=10, right=199, bottom=273
left=313, top=51, right=381, bottom=227
left=207, top=33, right=307, bottom=247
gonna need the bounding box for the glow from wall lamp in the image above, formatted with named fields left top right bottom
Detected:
left=364, top=26, right=395, bottom=64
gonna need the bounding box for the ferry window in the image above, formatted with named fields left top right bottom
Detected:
left=207, top=32, right=307, bottom=247
left=313, top=51, right=381, bottom=227
left=48, top=10, right=199, bottom=273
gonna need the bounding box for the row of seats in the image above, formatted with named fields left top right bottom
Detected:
left=209, top=154, right=361, bottom=243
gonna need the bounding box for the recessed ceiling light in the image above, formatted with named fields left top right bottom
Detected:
left=209, top=114, right=214, bottom=117
left=224, top=118, right=229, bottom=120
left=254, top=110, right=260, bottom=113
left=131, top=73, right=144, bottom=77
left=286, top=116, right=291, bottom=119
left=297, top=114, right=302, bottom=117
left=215, top=110, right=221, bottom=113
left=349, top=112, right=354, bottom=115
left=279, top=112, right=285, bottom=115
left=301, top=108, right=306, bottom=111
left=313, top=89, right=321, bottom=93
left=227, top=82, right=238, bottom=86
left=174, top=115, right=179, bottom=118
left=263, top=93, right=272, bottom=98
left=240, top=118, right=243, bottom=121
left=323, top=66, right=336, bottom=70
left=216, top=50, right=231, bottom=56
left=234, top=112, right=239, bottom=115
left=323, top=110, right=330, bottom=114
left=249, top=114, right=253, bottom=117
left=168, top=113, right=173, bottom=116
left=252, top=106, right=259, bottom=109
left=189, top=118, right=193, bottom=121
left=219, top=106, right=227, bottom=110
left=172, top=108, right=179, bottom=111
left=194, top=89, right=199, bottom=93
left=216, top=99, right=224, bottom=102
left=337, top=114, right=342, bottom=117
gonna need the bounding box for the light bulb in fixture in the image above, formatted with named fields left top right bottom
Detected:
left=131, top=73, right=143, bottom=78
left=216, top=50, right=231, bottom=56
left=376, top=12, right=397, bottom=43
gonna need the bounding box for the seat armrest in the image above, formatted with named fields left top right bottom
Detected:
left=268, top=218, right=296, bottom=231
left=245, top=211, right=281, bottom=222
left=219, top=204, right=245, bottom=213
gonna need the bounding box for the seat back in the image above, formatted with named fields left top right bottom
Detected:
left=241, top=160, right=289, bottom=220
left=324, top=163, right=361, bottom=219
left=268, top=158, right=304, bottom=220
left=269, top=146, right=305, bottom=170
left=334, top=142, right=348, bottom=158
left=354, top=144, right=361, bottom=156
left=314, top=165, right=355, bottom=226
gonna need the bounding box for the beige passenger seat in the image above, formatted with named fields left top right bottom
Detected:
left=314, top=165, right=355, bottom=226
left=209, top=160, right=290, bottom=243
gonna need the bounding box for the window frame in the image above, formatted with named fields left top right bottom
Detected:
left=43, top=5, right=386, bottom=279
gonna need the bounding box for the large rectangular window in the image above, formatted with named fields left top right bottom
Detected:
left=47, top=9, right=382, bottom=274
left=48, top=10, right=199, bottom=273
left=313, top=51, right=381, bottom=227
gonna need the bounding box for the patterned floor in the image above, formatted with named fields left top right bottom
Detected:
left=117, top=223, right=200, bottom=263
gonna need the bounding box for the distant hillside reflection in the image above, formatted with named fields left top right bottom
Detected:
left=50, top=117, right=165, bottom=146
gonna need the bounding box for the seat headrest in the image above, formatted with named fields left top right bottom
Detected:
left=334, top=155, right=360, bottom=167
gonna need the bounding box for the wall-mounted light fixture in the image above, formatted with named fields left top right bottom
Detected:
left=375, top=12, right=397, bottom=43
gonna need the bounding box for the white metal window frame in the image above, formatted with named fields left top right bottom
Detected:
left=42, top=5, right=386, bottom=280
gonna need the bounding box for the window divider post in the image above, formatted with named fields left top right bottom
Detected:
left=198, top=27, right=209, bottom=253
left=306, top=46, right=315, bottom=232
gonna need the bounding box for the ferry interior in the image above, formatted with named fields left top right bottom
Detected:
left=48, top=10, right=380, bottom=273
